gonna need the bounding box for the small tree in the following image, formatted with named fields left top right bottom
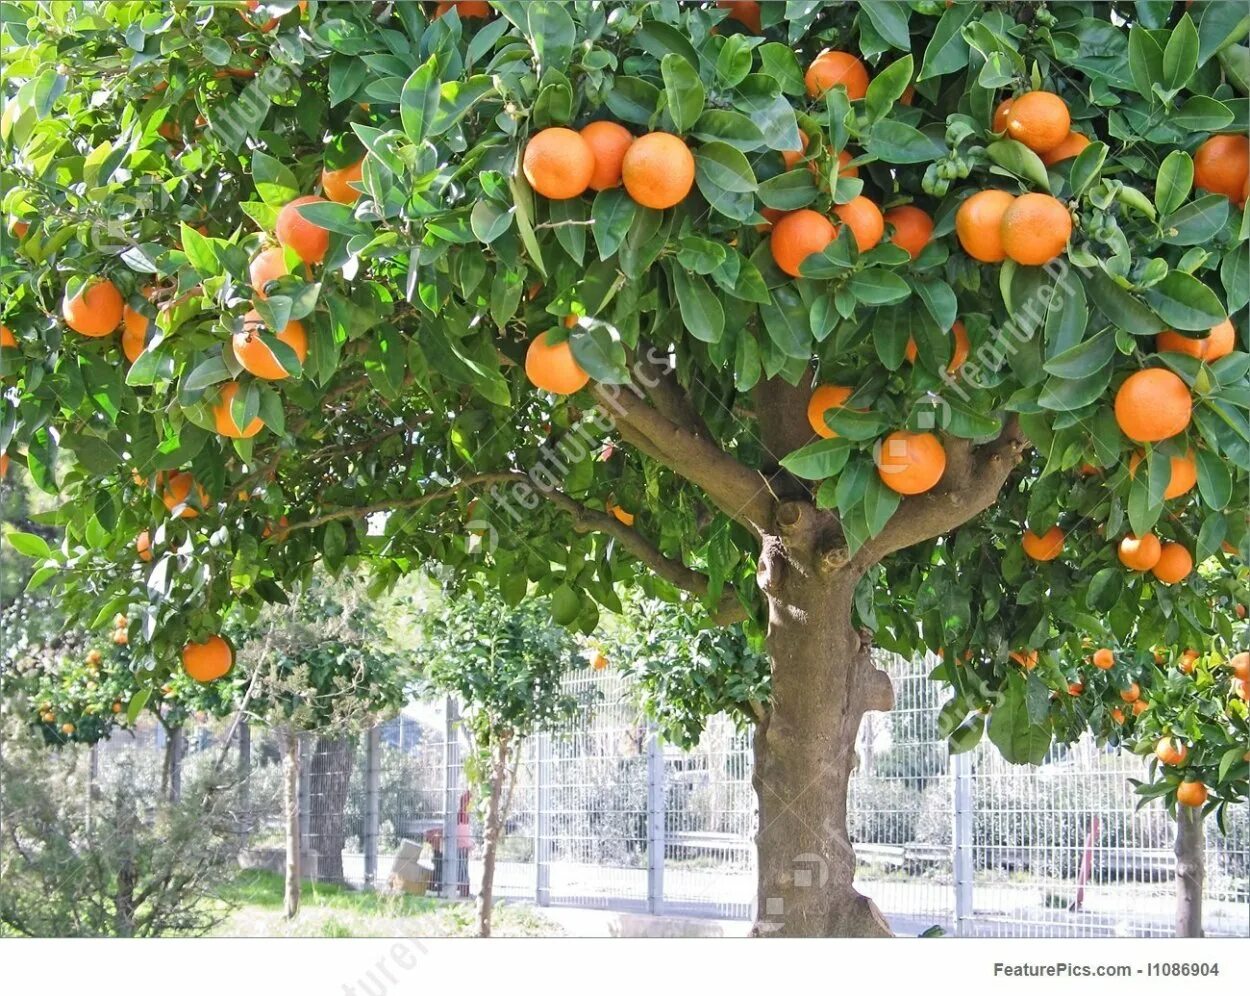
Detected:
left=407, top=584, right=582, bottom=937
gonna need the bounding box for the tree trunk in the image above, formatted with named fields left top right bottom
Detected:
left=1174, top=806, right=1204, bottom=937
left=476, top=733, right=511, bottom=938
left=281, top=730, right=301, bottom=919
left=160, top=723, right=183, bottom=804
left=751, top=527, right=895, bottom=937
left=308, top=735, right=357, bottom=884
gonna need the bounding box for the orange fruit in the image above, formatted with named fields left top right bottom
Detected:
left=523, top=127, right=595, bottom=201
left=1068, top=680, right=1084, bottom=696
left=0, top=325, right=16, bottom=347
left=434, top=0, right=492, bottom=17
left=1151, top=542, right=1192, bottom=584
left=1119, top=681, right=1141, bottom=703
left=162, top=471, right=209, bottom=519
left=321, top=158, right=364, bottom=204
left=525, top=332, right=589, bottom=395
left=9, top=218, right=29, bottom=238
left=837, top=149, right=859, bottom=178
left=770, top=209, right=835, bottom=277
left=262, top=515, right=290, bottom=539
left=1022, top=526, right=1064, bottom=561
left=63, top=278, right=124, bottom=337
left=1229, top=652, right=1250, bottom=681
left=1155, top=737, right=1188, bottom=766
left=1127, top=449, right=1197, bottom=500
left=1009, top=650, right=1038, bottom=670
left=875, top=430, right=946, bottom=495
left=621, top=132, right=695, bottom=210
left=1114, top=368, right=1192, bottom=442
left=1092, top=648, right=1115, bottom=670
left=580, top=121, right=634, bottom=191
left=992, top=98, right=1013, bottom=133
left=955, top=190, right=1015, bottom=262
left=1132, top=699, right=1149, bottom=716
left=1004, top=91, right=1071, bottom=153
left=213, top=382, right=264, bottom=439
left=182, top=634, right=234, bottom=682
left=276, top=195, right=331, bottom=264
left=233, top=309, right=307, bottom=380
left=1000, top=193, right=1071, bottom=265
left=606, top=500, right=635, bottom=527
left=805, top=50, right=869, bottom=100
left=249, top=247, right=308, bottom=299
left=1234, top=677, right=1250, bottom=701
left=592, top=652, right=609, bottom=670
left=1109, top=706, right=1126, bottom=725
left=121, top=305, right=148, bottom=363
left=136, top=530, right=152, bottom=562
left=1156, top=319, right=1236, bottom=363
left=807, top=384, right=853, bottom=438
left=1193, top=134, right=1250, bottom=202
left=1041, top=131, right=1090, bottom=165
left=832, top=195, right=884, bottom=253
left=884, top=204, right=933, bottom=259
left=717, top=0, right=761, bottom=32
left=904, top=319, right=969, bottom=373
left=1176, top=780, right=1208, bottom=808
left=1118, top=533, right=1162, bottom=571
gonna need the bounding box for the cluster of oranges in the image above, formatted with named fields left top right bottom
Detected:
left=111, top=612, right=130, bottom=647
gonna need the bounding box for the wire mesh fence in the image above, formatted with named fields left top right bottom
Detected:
left=81, top=655, right=1248, bottom=937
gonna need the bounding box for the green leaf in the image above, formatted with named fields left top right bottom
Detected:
left=1196, top=447, right=1232, bottom=510
left=1154, top=150, right=1194, bottom=215
left=568, top=326, right=629, bottom=385
left=864, top=54, right=913, bottom=121
left=591, top=189, right=636, bottom=260
left=661, top=53, right=705, bottom=133
left=1043, top=329, right=1116, bottom=379
left=127, top=688, right=151, bottom=725
left=988, top=677, right=1052, bottom=765
left=1162, top=13, right=1199, bottom=90
left=758, top=170, right=818, bottom=210
left=1129, top=25, right=1165, bottom=100
left=1171, top=95, right=1234, bottom=131
left=1163, top=194, right=1230, bottom=246
left=918, top=2, right=974, bottom=81
left=602, top=77, right=661, bottom=127
left=671, top=267, right=725, bottom=344
left=183, top=355, right=232, bottom=393
left=986, top=139, right=1049, bottom=191
left=400, top=55, right=440, bottom=145
left=323, top=519, right=348, bottom=569
left=1037, top=365, right=1113, bottom=412
left=1085, top=269, right=1166, bottom=334
left=1142, top=271, right=1226, bottom=331
left=863, top=473, right=901, bottom=538
left=779, top=438, right=851, bottom=480
left=860, top=1, right=912, bottom=52
left=251, top=150, right=299, bottom=208
left=848, top=269, right=911, bottom=305
left=429, top=75, right=495, bottom=136
left=1069, top=141, right=1108, bottom=199
left=5, top=529, right=51, bottom=559
left=866, top=119, right=946, bottom=163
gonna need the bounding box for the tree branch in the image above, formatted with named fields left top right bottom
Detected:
left=851, top=417, right=1029, bottom=572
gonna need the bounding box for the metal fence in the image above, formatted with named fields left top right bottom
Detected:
left=89, top=655, right=1249, bottom=937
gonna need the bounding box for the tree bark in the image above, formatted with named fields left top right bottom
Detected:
left=281, top=730, right=301, bottom=919
left=160, top=723, right=183, bottom=804
left=476, top=733, right=511, bottom=938
left=308, top=735, right=357, bottom=884
left=1174, top=806, right=1204, bottom=937
left=751, top=552, right=894, bottom=937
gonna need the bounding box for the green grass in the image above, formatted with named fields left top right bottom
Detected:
left=211, top=870, right=561, bottom=938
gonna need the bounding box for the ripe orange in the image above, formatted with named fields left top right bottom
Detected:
left=1234, top=677, right=1250, bottom=702
left=1092, top=648, right=1115, bottom=670
left=621, top=132, right=695, bottom=209
left=136, top=530, right=152, bottom=562
left=121, top=305, right=148, bottom=363
left=807, top=384, right=853, bottom=438
left=1230, top=652, right=1250, bottom=681
left=606, top=500, right=635, bottom=526
left=884, top=204, right=933, bottom=259
left=805, top=50, right=869, bottom=100
left=1176, top=780, right=1208, bottom=808
left=904, top=319, right=969, bottom=373
left=580, top=121, right=634, bottom=191
left=876, top=430, right=946, bottom=495
left=1133, top=699, right=1149, bottom=716
left=9, top=218, right=29, bottom=239
left=321, top=158, right=364, bottom=204
left=234, top=309, right=307, bottom=380
left=276, top=195, right=331, bottom=264
left=1114, top=368, right=1192, bottom=442
left=63, top=278, right=124, bottom=337
left=1127, top=449, right=1197, bottom=500
left=1109, top=706, right=1126, bottom=725
left=1152, top=542, right=1192, bottom=584
left=837, top=149, right=859, bottom=178
left=0, top=324, right=16, bottom=347
left=1118, top=533, right=1162, bottom=571
left=525, top=332, right=589, bottom=395
left=1119, top=681, right=1141, bottom=703
left=1009, top=650, right=1038, bottom=670
left=213, top=382, right=264, bottom=439
left=1155, top=737, right=1188, bottom=766
left=833, top=195, right=884, bottom=253
left=1004, top=91, right=1071, bottom=153
left=249, top=246, right=308, bottom=299
left=523, top=127, right=595, bottom=200
left=434, top=0, right=492, bottom=17
left=1022, top=526, right=1064, bottom=561
left=1156, top=319, right=1236, bottom=362
left=717, top=0, right=761, bottom=32
left=1000, top=193, right=1071, bottom=265
left=770, top=209, right=835, bottom=277
left=1041, top=131, right=1090, bottom=165
left=955, top=190, right=1015, bottom=262
left=1067, top=680, right=1084, bottom=696
left=182, top=634, right=234, bottom=682
left=163, top=471, right=209, bottom=519
left=1193, top=134, right=1249, bottom=202
left=992, top=98, right=1013, bottom=133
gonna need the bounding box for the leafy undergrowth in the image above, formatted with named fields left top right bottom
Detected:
left=210, top=870, right=562, bottom=937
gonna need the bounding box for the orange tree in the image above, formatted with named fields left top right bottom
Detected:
left=2, top=0, right=1248, bottom=936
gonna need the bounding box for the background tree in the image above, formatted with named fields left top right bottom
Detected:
left=401, top=582, right=583, bottom=937
left=2, top=0, right=1247, bottom=936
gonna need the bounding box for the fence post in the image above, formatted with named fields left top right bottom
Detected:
left=952, top=748, right=974, bottom=935
left=364, top=725, right=381, bottom=888
left=646, top=723, right=665, bottom=915
left=237, top=720, right=252, bottom=847
left=441, top=697, right=461, bottom=898
left=534, top=731, right=550, bottom=906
